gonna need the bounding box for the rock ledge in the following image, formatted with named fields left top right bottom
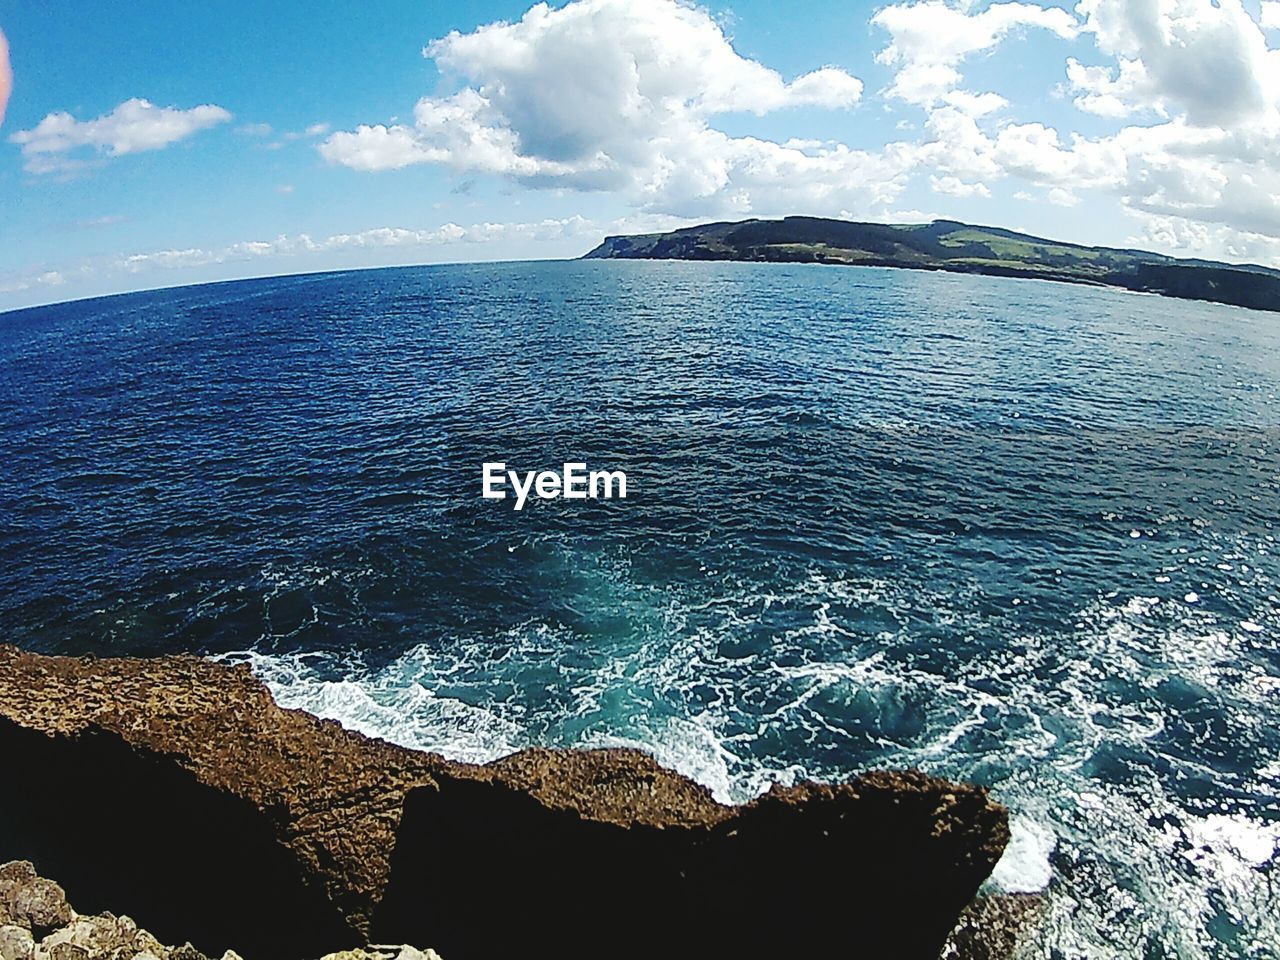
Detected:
left=0, top=645, right=1009, bottom=960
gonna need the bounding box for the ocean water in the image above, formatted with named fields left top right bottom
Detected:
left=1, top=260, right=1278, bottom=957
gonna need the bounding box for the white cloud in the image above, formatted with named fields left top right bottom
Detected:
left=1070, top=0, right=1280, bottom=126
left=0, top=268, right=67, bottom=295
left=10, top=98, right=231, bottom=173
left=113, top=216, right=606, bottom=273
left=1066, top=56, right=1156, bottom=118
left=321, top=121, right=450, bottom=173
left=868, top=0, right=1280, bottom=262
left=930, top=174, right=991, bottom=197
left=4, top=214, right=701, bottom=304
left=1130, top=210, right=1280, bottom=263
left=872, top=1, right=1079, bottom=105
left=320, top=0, right=874, bottom=216
left=903, top=102, right=1280, bottom=248
left=940, top=90, right=1009, bottom=117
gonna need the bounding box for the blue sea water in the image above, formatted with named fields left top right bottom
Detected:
left=1, top=260, right=1278, bottom=957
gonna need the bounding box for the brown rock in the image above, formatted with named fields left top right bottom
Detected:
left=5, top=878, right=71, bottom=937
left=0, top=866, right=35, bottom=887
left=35, top=912, right=170, bottom=959
left=0, top=645, right=1008, bottom=960
left=0, top=924, right=34, bottom=960
left=0, top=864, right=36, bottom=928
left=38, top=945, right=89, bottom=960
left=943, top=893, right=1048, bottom=959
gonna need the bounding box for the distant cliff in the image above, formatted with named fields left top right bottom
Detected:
left=0, top=645, right=1013, bottom=960
left=583, top=216, right=1280, bottom=313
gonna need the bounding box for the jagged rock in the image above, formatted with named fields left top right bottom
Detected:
left=36, top=912, right=169, bottom=959
left=0, top=864, right=36, bottom=888
left=0, top=864, right=36, bottom=928
left=0, top=867, right=286, bottom=960
left=943, top=894, right=1048, bottom=959
left=0, top=646, right=1009, bottom=960
left=3, top=877, right=71, bottom=938
left=0, top=924, right=34, bottom=960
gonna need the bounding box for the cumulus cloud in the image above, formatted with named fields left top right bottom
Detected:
left=872, top=1, right=1079, bottom=105
left=859, top=0, right=1280, bottom=260
left=1131, top=210, right=1280, bottom=264
left=10, top=97, right=231, bottom=173
left=1046, top=186, right=1081, bottom=206
left=930, top=174, right=991, bottom=197
left=312, top=0, right=1280, bottom=252
left=321, top=0, right=875, bottom=216
left=905, top=102, right=1280, bottom=244
left=1069, top=0, right=1280, bottom=126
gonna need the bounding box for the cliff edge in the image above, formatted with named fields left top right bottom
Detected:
left=0, top=645, right=1010, bottom=960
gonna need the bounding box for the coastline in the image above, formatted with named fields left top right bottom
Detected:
left=583, top=216, right=1280, bottom=313
left=0, top=645, right=1017, bottom=960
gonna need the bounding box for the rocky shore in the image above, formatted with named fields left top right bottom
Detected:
left=0, top=645, right=1014, bottom=960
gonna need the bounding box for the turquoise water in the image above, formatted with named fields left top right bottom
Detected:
left=2, top=261, right=1278, bottom=956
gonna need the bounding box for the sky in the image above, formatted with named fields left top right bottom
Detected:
left=2, top=0, right=1280, bottom=311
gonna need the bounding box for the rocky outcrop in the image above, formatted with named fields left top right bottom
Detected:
left=0, top=859, right=241, bottom=960
left=0, top=645, right=1010, bottom=960
left=0, top=861, right=442, bottom=960
left=943, top=894, right=1047, bottom=959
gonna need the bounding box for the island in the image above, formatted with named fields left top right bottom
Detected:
left=583, top=216, right=1280, bottom=313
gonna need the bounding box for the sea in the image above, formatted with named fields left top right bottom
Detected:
left=1, top=260, right=1277, bottom=958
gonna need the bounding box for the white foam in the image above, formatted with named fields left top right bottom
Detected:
left=218, top=569, right=1280, bottom=956
left=1185, top=813, right=1279, bottom=870
left=217, top=647, right=528, bottom=766
left=991, top=815, right=1056, bottom=893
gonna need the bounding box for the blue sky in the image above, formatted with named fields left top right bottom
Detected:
left=2, top=0, right=1280, bottom=310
